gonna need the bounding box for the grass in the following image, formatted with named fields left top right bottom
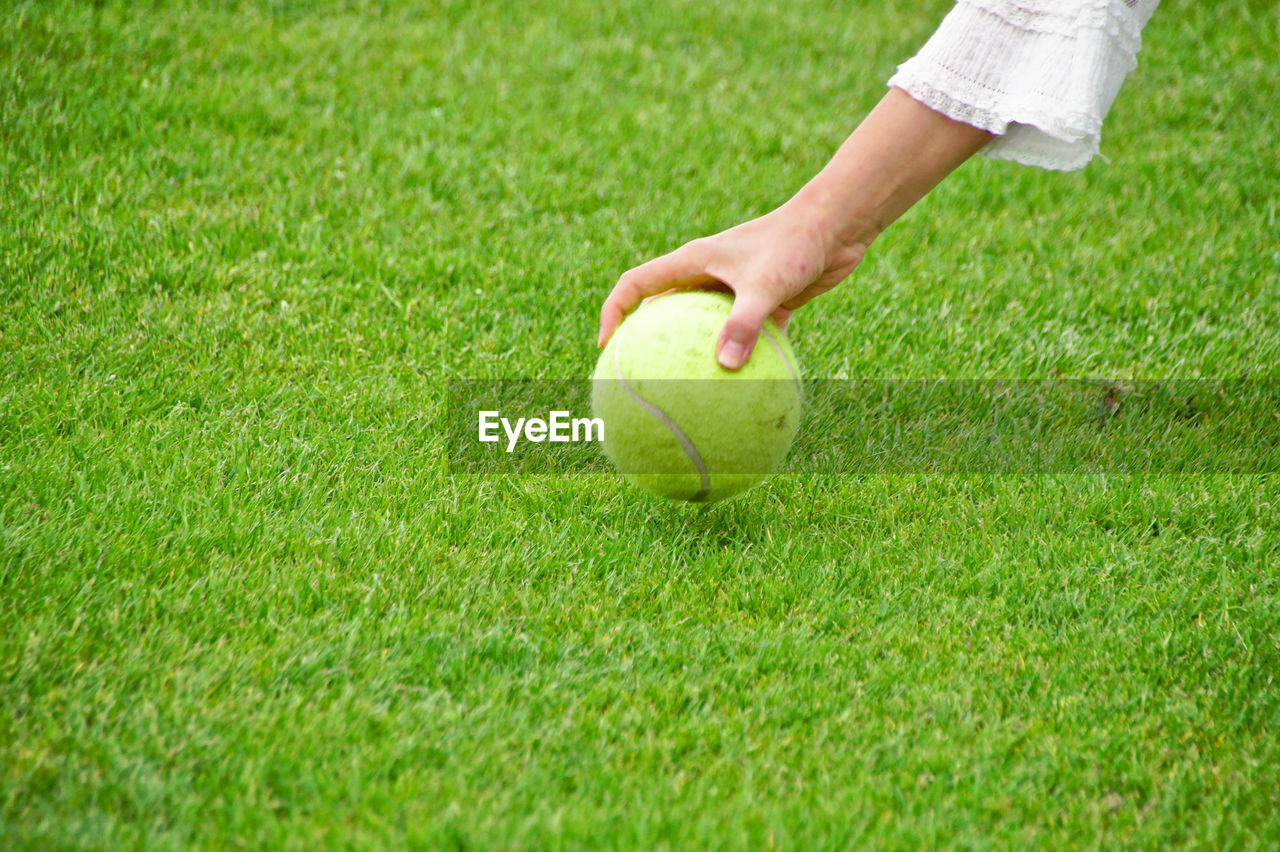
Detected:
left=2, top=0, right=1279, bottom=847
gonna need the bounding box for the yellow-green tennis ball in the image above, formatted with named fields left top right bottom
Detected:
left=591, top=290, right=803, bottom=503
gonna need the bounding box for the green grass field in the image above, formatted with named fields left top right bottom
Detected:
left=3, top=0, right=1279, bottom=847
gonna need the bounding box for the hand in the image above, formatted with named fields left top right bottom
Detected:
left=598, top=201, right=867, bottom=369
left=596, top=88, right=988, bottom=368
left=597, top=89, right=993, bottom=370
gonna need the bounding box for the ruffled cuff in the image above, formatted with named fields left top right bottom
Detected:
left=888, top=0, right=1160, bottom=171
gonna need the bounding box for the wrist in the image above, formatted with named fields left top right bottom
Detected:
left=782, top=183, right=880, bottom=266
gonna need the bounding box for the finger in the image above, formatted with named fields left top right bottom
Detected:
left=779, top=279, right=839, bottom=312
left=598, top=242, right=717, bottom=347
left=716, top=290, right=777, bottom=370
left=770, top=306, right=793, bottom=333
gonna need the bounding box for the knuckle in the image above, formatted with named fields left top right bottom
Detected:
left=684, top=236, right=714, bottom=261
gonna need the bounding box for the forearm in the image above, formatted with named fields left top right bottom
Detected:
left=785, top=87, right=995, bottom=259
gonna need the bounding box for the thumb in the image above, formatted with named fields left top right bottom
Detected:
left=716, top=291, right=776, bottom=370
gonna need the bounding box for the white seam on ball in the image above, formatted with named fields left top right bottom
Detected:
left=612, top=322, right=711, bottom=500
left=761, top=324, right=802, bottom=395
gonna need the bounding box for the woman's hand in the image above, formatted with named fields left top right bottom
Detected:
left=598, top=201, right=867, bottom=369
left=597, top=88, right=994, bottom=369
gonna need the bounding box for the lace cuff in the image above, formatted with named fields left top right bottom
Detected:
left=888, top=0, right=1160, bottom=171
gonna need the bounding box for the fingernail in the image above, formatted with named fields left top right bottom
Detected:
left=597, top=329, right=605, bottom=348
left=718, top=341, right=747, bottom=369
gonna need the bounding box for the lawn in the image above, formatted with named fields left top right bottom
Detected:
left=2, top=0, right=1279, bottom=848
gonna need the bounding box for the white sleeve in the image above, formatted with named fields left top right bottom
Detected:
left=888, top=0, right=1160, bottom=171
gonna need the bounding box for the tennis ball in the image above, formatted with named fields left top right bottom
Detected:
left=591, top=290, right=803, bottom=502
